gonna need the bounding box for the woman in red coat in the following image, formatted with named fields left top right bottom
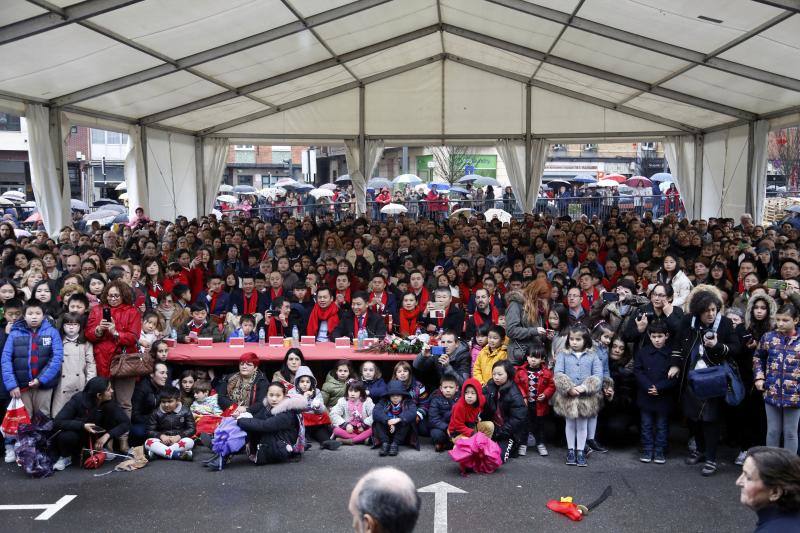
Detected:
left=86, top=280, right=142, bottom=448
left=188, top=247, right=213, bottom=303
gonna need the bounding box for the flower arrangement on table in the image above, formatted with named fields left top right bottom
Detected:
left=357, top=333, right=431, bottom=354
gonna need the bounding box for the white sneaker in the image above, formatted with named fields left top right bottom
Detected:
left=517, top=444, right=527, bottom=456
left=537, top=443, right=549, bottom=456
left=4, top=445, right=15, bottom=463
left=53, top=456, right=72, bottom=471
left=734, top=450, right=747, bottom=466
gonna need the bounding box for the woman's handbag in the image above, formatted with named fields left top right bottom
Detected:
left=688, top=361, right=744, bottom=405
left=82, top=438, right=106, bottom=470
left=109, top=346, right=153, bottom=378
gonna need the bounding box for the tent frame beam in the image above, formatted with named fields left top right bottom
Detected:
left=752, top=1, right=800, bottom=14
left=50, top=0, right=391, bottom=107
left=0, top=0, right=143, bottom=46
left=488, top=0, right=800, bottom=92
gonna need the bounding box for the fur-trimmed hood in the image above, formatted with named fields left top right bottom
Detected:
left=266, top=394, right=308, bottom=414
left=683, top=284, right=725, bottom=314
left=505, top=289, right=525, bottom=306
left=745, top=292, right=777, bottom=330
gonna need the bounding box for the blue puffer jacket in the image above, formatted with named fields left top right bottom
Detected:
left=1, top=318, right=63, bottom=392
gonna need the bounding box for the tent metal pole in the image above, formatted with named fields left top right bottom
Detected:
left=746, top=121, right=756, bottom=216
left=49, top=106, right=67, bottom=201
left=525, top=83, right=532, bottom=188
left=195, top=137, right=205, bottom=218
left=359, top=85, right=366, bottom=181
left=694, top=134, right=705, bottom=220
left=140, top=125, right=148, bottom=187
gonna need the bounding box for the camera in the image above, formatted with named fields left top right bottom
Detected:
left=431, top=346, right=445, bottom=356
left=704, top=331, right=716, bottom=340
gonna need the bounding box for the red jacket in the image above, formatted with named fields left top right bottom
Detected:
left=86, top=303, right=142, bottom=378
left=189, top=265, right=211, bottom=303
left=513, top=362, right=555, bottom=416
left=447, top=378, right=486, bottom=438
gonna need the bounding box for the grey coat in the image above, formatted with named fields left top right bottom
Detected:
left=504, top=290, right=543, bottom=365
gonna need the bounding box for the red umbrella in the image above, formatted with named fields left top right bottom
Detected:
left=24, top=212, right=42, bottom=223
left=626, top=176, right=652, bottom=187
left=603, top=174, right=627, bottom=183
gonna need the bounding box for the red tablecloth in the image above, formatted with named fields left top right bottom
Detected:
left=167, top=342, right=416, bottom=365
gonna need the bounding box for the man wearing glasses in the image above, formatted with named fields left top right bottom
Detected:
left=622, top=282, right=684, bottom=350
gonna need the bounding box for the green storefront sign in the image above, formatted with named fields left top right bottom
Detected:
left=415, top=154, right=497, bottom=180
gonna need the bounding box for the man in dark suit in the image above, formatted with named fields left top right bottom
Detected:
left=332, top=291, right=387, bottom=339
left=419, top=288, right=465, bottom=335
left=227, top=274, right=266, bottom=316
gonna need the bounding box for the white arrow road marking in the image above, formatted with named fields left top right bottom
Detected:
left=0, top=495, right=77, bottom=520
left=418, top=481, right=466, bottom=533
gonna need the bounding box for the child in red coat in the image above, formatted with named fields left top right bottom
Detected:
left=448, top=378, right=493, bottom=440
left=513, top=342, right=555, bottom=456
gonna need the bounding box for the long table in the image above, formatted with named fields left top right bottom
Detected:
left=167, top=342, right=416, bottom=365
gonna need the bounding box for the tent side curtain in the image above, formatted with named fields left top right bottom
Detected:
left=202, top=137, right=229, bottom=215
left=25, top=103, right=71, bottom=235
left=145, top=129, right=199, bottom=221
left=701, top=125, right=749, bottom=220
left=750, top=120, right=770, bottom=226
left=124, top=125, right=148, bottom=217
left=495, top=139, right=547, bottom=214
left=663, top=135, right=699, bottom=220
left=344, top=139, right=385, bottom=216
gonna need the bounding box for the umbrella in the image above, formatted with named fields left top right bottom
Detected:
left=335, top=174, right=351, bottom=183
left=451, top=207, right=475, bottom=218
left=319, top=183, right=337, bottom=190
left=545, top=179, right=570, bottom=187
left=93, top=199, right=119, bottom=207
left=14, top=229, right=31, bottom=238
left=218, top=184, right=234, bottom=193
left=484, top=208, right=512, bottom=223
left=597, top=179, right=621, bottom=188
left=2, top=190, right=25, bottom=200
left=84, top=209, right=119, bottom=222
left=572, top=173, right=597, bottom=183
left=785, top=205, right=800, bottom=213
left=393, top=174, right=422, bottom=185
left=309, top=188, right=334, bottom=199
left=118, top=192, right=129, bottom=201
left=380, top=203, right=408, bottom=215
left=115, top=182, right=127, bottom=191
left=448, top=431, right=503, bottom=475
left=21, top=201, right=36, bottom=208
left=457, top=174, right=485, bottom=184
left=70, top=199, right=89, bottom=211
left=650, top=172, right=673, bottom=182
left=260, top=187, right=286, bottom=199
left=212, top=418, right=247, bottom=458
left=211, top=208, right=222, bottom=218
left=659, top=181, right=677, bottom=193
left=233, top=185, right=256, bottom=194
left=449, top=186, right=470, bottom=194
left=471, top=176, right=501, bottom=187
left=24, top=212, right=41, bottom=223
left=113, top=213, right=129, bottom=224
left=217, top=194, right=238, bottom=203
left=367, top=177, right=392, bottom=190
left=429, top=182, right=450, bottom=192
left=626, top=176, right=652, bottom=188
left=101, top=204, right=127, bottom=213
left=275, top=178, right=297, bottom=187
left=603, top=173, right=627, bottom=183
left=413, top=183, right=429, bottom=193
left=0, top=197, right=13, bottom=206
left=287, top=182, right=313, bottom=191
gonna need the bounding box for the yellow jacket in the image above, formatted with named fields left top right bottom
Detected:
left=472, top=342, right=509, bottom=386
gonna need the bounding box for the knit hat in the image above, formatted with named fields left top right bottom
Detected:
left=239, top=352, right=260, bottom=365
left=384, top=380, right=410, bottom=398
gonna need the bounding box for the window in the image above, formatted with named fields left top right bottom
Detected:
left=0, top=113, right=21, bottom=132
left=70, top=126, right=78, bottom=134
left=552, top=144, right=566, bottom=151
left=272, top=150, right=291, bottom=165
left=640, top=142, right=656, bottom=151
left=583, top=143, right=598, bottom=151
left=91, top=129, right=105, bottom=144
left=90, top=129, right=128, bottom=144
left=234, top=150, right=255, bottom=164
left=234, top=144, right=254, bottom=150
left=237, top=174, right=253, bottom=186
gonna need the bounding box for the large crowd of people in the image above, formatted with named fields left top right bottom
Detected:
left=0, top=201, right=799, bottom=486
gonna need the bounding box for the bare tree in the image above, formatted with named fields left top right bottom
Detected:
left=769, top=127, right=800, bottom=190
left=428, top=145, right=471, bottom=184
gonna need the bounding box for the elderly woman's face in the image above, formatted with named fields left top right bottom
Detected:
left=736, top=457, right=778, bottom=511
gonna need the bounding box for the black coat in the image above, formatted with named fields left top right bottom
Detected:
left=621, top=303, right=684, bottom=351
left=131, top=378, right=163, bottom=426
left=428, top=390, right=457, bottom=432
left=236, top=400, right=301, bottom=464
left=145, top=404, right=196, bottom=439
left=55, top=391, right=130, bottom=439
left=215, top=371, right=269, bottom=411
left=419, top=304, right=465, bottom=334
left=413, top=341, right=472, bottom=385
left=633, top=345, right=678, bottom=414
left=331, top=310, right=387, bottom=339
left=482, top=380, right=527, bottom=443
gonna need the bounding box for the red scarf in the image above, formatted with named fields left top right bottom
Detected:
left=209, top=291, right=220, bottom=314
left=267, top=316, right=286, bottom=337
left=413, top=287, right=429, bottom=313
left=242, top=291, right=259, bottom=315
left=581, top=288, right=599, bottom=311
left=370, top=291, right=388, bottom=312
left=398, top=307, right=421, bottom=337
left=336, top=287, right=351, bottom=304
left=270, top=287, right=283, bottom=300
left=307, top=303, right=340, bottom=338
left=472, top=305, right=499, bottom=328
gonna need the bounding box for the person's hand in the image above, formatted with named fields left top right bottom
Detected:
left=98, top=320, right=111, bottom=332
left=303, top=390, right=313, bottom=398
left=160, top=434, right=171, bottom=444
left=603, top=386, right=613, bottom=398
left=635, top=313, right=648, bottom=333
left=648, top=385, right=658, bottom=396
left=537, top=327, right=546, bottom=335
left=346, top=424, right=354, bottom=433
left=106, top=321, right=117, bottom=336
left=389, top=424, right=395, bottom=434
left=437, top=354, right=450, bottom=367
left=139, top=338, right=151, bottom=350
left=336, top=293, right=345, bottom=304
left=84, top=423, right=102, bottom=434
left=537, top=393, right=546, bottom=402
left=388, top=417, right=400, bottom=426
left=754, top=378, right=765, bottom=392
left=662, top=301, right=673, bottom=316
left=234, top=406, right=247, bottom=416
left=4, top=322, right=11, bottom=334
left=95, top=433, right=110, bottom=448
left=746, top=338, right=758, bottom=350
left=703, top=333, right=717, bottom=349
left=427, top=324, right=437, bottom=333
left=28, top=378, right=39, bottom=389
left=568, top=387, right=580, bottom=397
left=786, top=283, right=797, bottom=297
left=668, top=366, right=680, bottom=379
left=425, top=301, right=434, bottom=313
left=9, top=387, right=20, bottom=399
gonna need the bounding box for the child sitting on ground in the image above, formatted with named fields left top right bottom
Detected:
left=322, top=360, right=354, bottom=410
left=359, top=360, right=387, bottom=399
left=428, top=373, right=460, bottom=452
left=513, top=341, right=555, bottom=457
left=330, top=380, right=374, bottom=445
left=228, top=314, right=259, bottom=342
left=291, top=366, right=339, bottom=451
left=373, top=380, right=418, bottom=456
left=177, top=370, right=196, bottom=411
left=144, top=386, right=196, bottom=461
left=191, top=380, right=222, bottom=440
left=448, top=377, right=492, bottom=441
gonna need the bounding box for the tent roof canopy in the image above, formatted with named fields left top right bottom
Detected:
left=2, top=0, right=799, bottom=140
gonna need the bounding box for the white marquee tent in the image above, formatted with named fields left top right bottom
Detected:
left=2, top=0, right=800, bottom=233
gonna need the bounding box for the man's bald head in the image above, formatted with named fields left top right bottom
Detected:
left=349, top=467, right=420, bottom=533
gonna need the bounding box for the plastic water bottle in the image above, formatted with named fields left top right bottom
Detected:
left=358, top=327, right=367, bottom=350
left=169, top=328, right=177, bottom=341
left=258, top=327, right=265, bottom=346
left=292, top=325, right=300, bottom=348
left=231, top=304, right=238, bottom=316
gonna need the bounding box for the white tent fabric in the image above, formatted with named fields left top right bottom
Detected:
left=202, top=138, right=229, bottom=214
left=145, top=129, right=198, bottom=221
left=495, top=139, right=546, bottom=213
left=663, top=135, right=700, bottom=220
left=344, top=139, right=384, bottom=215
left=124, top=125, right=148, bottom=216
left=750, top=120, right=770, bottom=225
left=702, top=125, right=750, bottom=219
left=4, top=0, right=800, bottom=225
left=25, top=103, right=70, bottom=235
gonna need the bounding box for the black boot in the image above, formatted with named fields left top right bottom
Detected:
left=203, top=453, right=220, bottom=466
left=379, top=443, right=390, bottom=456
left=388, top=443, right=399, bottom=456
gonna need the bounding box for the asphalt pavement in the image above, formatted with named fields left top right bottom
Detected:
left=0, top=440, right=754, bottom=533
